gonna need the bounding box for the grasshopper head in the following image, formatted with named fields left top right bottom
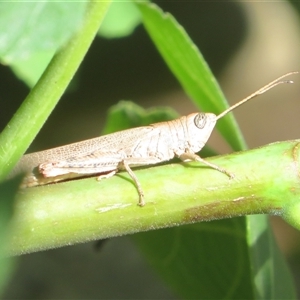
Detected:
left=186, top=112, right=217, bottom=153
left=185, top=72, right=298, bottom=154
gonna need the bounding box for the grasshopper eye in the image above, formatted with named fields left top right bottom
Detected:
left=194, top=113, right=207, bottom=129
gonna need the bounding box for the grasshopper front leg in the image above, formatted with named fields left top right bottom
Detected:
left=179, top=152, right=235, bottom=179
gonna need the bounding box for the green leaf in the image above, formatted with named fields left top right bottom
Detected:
left=102, top=100, right=179, bottom=134
left=132, top=221, right=253, bottom=299
left=99, top=1, right=141, bottom=38
left=0, top=2, right=88, bottom=86
left=247, top=215, right=296, bottom=299
left=9, top=51, right=54, bottom=88
left=133, top=216, right=296, bottom=299
left=136, top=1, right=247, bottom=152
left=0, top=2, right=88, bottom=63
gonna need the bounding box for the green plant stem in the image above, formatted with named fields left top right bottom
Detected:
left=0, top=1, right=112, bottom=181
left=6, top=140, right=300, bottom=256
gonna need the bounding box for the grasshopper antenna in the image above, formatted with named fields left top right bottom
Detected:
left=216, top=71, right=299, bottom=121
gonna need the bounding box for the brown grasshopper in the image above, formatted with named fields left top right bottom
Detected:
left=11, top=72, right=298, bottom=206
